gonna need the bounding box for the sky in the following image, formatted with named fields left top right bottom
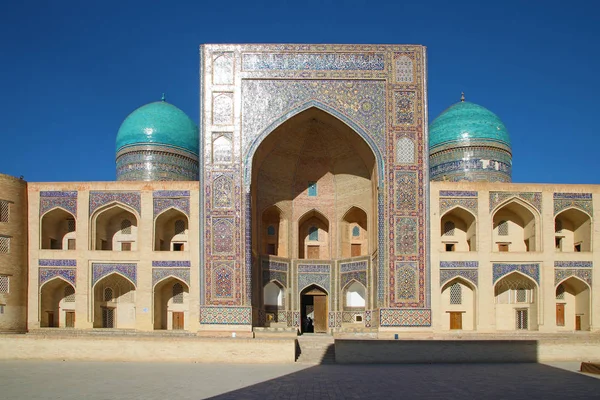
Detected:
left=1, top=0, right=598, bottom=184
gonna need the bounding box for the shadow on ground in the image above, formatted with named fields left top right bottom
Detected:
left=208, top=363, right=600, bottom=399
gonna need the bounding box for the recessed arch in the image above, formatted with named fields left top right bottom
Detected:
left=93, top=272, right=136, bottom=329
left=298, top=209, right=330, bottom=260
left=343, top=280, right=366, bottom=308
left=153, top=276, right=189, bottom=330
left=341, top=206, right=368, bottom=258
left=494, top=271, right=538, bottom=331
left=261, top=205, right=287, bottom=257
left=90, top=202, right=139, bottom=251
left=154, top=207, right=189, bottom=251
left=554, top=207, right=592, bottom=252
left=40, top=207, right=76, bottom=250
left=492, top=198, right=540, bottom=253
left=554, top=276, right=591, bottom=331
left=39, top=277, right=76, bottom=328
left=440, top=206, right=477, bottom=252
left=92, top=271, right=137, bottom=290
left=440, top=276, right=477, bottom=331
left=300, top=283, right=329, bottom=333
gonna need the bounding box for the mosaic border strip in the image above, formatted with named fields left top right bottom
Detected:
left=489, top=192, right=542, bottom=213
left=554, top=261, right=592, bottom=268
left=39, top=259, right=77, bottom=267
left=91, top=263, right=137, bottom=287
left=39, top=268, right=76, bottom=287
left=153, top=191, right=190, bottom=198
left=440, top=261, right=478, bottom=268
left=554, top=269, right=592, bottom=287
left=492, top=263, right=540, bottom=285
left=439, top=190, right=478, bottom=197
left=40, top=191, right=77, bottom=217
left=89, top=191, right=141, bottom=215
left=440, top=269, right=478, bottom=287
left=152, top=268, right=190, bottom=287
left=151, top=261, right=191, bottom=268
left=199, top=306, right=252, bottom=325
left=379, top=308, right=432, bottom=327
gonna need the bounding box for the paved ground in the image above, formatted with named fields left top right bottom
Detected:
left=0, top=361, right=599, bottom=399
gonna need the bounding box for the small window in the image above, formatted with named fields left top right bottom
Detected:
left=121, top=242, right=132, bottom=251
left=104, top=287, right=113, bottom=302
left=308, top=226, right=318, bottom=241
left=173, top=283, right=184, bottom=304
left=0, top=236, right=9, bottom=253
left=0, top=201, right=9, bottom=222
left=67, top=219, right=76, bottom=233
left=556, top=284, right=565, bottom=300
left=555, top=237, right=562, bottom=250
left=449, top=283, right=462, bottom=305
left=0, top=275, right=9, bottom=293
left=443, top=221, right=455, bottom=236
left=516, top=289, right=527, bottom=303
left=174, top=220, right=185, bottom=235
left=308, top=181, right=317, bottom=197
left=64, top=286, right=75, bottom=302
left=516, top=309, right=528, bottom=330
left=68, top=239, right=76, bottom=250
left=173, top=243, right=184, bottom=251
left=352, top=226, right=360, bottom=237
left=498, top=220, right=508, bottom=236
left=574, top=243, right=582, bottom=252
left=266, top=243, right=276, bottom=255
left=121, top=219, right=132, bottom=234
left=267, top=225, right=276, bottom=236
left=445, top=243, right=455, bottom=252
left=498, top=244, right=509, bottom=252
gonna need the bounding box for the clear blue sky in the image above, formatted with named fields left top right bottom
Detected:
left=1, top=0, right=598, bottom=183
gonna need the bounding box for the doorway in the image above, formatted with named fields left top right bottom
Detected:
left=172, top=312, right=184, bottom=330
left=449, top=312, right=462, bottom=330
left=301, top=285, right=328, bottom=333
left=556, top=303, right=565, bottom=326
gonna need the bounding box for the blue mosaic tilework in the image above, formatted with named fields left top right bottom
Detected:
left=39, top=268, right=76, bottom=287
left=298, top=274, right=330, bottom=293
left=40, top=191, right=77, bottom=217
left=378, top=193, right=385, bottom=303
left=89, top=192, right=141, bottom=215
left=213, top=175, right=234, bottom=208
left=342, top=311, right=364, bottom=323
left=380, top=308, right=432, bottom=327
left=92, top=263, right=137, bottom=287
left=213, top=264, right=234, bottom=298
left=393, top=91, right=416, bottom=125
left=555, top=269, right=592, bottom=287
left=395, top=171, right=417, bottom=211
left=440, top=261, right=478, bottom=268
left=439, top=191, right=478, bottom=197
left=242, top=53, right=385, bottom=71
left=277, top=311, right=287, bottom=323
left=439, top=198, right=478, bottom=215
left=430, top=157, right=511, bottom=183
left=364, top=310, right=372, bottom=327
left=492, top=263, right=539, bottom=284
left=340, top=261, right=367, bottom=273
left=341, top=271, right=367, bottom=289
left=245, top=192, right=252, bottom=305
left=395, top=262, right=417, bottom=302
left=153, top=197, right=190, bottom=218
left=327, top=311, right=342, bottom=328
left=152, top=268, right=190, bottom=287
left=151, top=261, right=191, bottom=268
left=212, top=218, right=234, bottom=254
left=489, top=192, right=542, bottom=213
left=262, top=270, right=287, bottom=287
left=395, top=217, right=417, bottom=254
left=554, top=261, right=593, bottom=268
left=153, top=190, right=190, bottom=198
left=298, top=264, right=330, bottom=273
left=199, top=306, right=252, bottom=325
left=116, top=150, right=199, bottom=181
left=440, top=269, right=478, bottom=287
left=39, top=259, right=76, bottom=267
left=553, top=193, right=593, bottom=216
left=261, top=260, right=289, bottom=272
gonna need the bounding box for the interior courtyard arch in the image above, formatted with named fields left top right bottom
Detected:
left=91, top=203, right=138, bottom=251
left=39, top=277, right=76, bottom=328
left=554, top=208, right=592, bottom=252
left=154, top=208, right=189, bottom=251
left=440, top=277, right=476, bottom=330
left=40, top=208, right=76, bottom=250
left=555, top=277, right=591, bottom=331
left=494, top=272, right=538, bottom=331
left=92, top=273, right=136, bottom=328
left=440, top=206, right=476, bottom=252
left=492, top=199, right=539, bottom=252
left=153, top=276, right=189, bottom=330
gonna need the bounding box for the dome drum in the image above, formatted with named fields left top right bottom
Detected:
left=116, top=148, right=199, bottom=181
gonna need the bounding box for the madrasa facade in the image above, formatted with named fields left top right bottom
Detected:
left=1, top=44, right=598, bottom=335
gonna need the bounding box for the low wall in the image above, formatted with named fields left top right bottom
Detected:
left=335, top=339, right=600, bottom=363
left=0, top=336, right=295, bottom=363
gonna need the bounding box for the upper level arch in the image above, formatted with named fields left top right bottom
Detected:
left=90, top=202, right=139, bottom=251
left=440, top=206, right=477, bottom=252
left=154, top=207, right=189, bottom=251
left=40, top=207, right=76, bottom=250
left=298, top=209, right=330, bottom=260
left=554, top=207, right=592, bottom=252
left=491, top=198, right=540, bottom=252
left=260, top=205, right=288, bottom=257
left=340, top=206, right=368, bottom=258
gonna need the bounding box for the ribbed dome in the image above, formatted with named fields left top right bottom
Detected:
left=116, top=101, right=199, bottom=155
left=429, top=101, right=510, bottom=151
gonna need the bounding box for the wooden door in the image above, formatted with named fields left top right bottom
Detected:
left=65, top=311, right=75, bottom=328
left=575, top=315, right=581, bottom=331
left=351, top=244, right=361, bottom=257
left=173, top=312, right=184, bottom=330
left=449, top=312, right=462, bottom=330
left=556, top=304, right=565, bottom=326
left=313, top=295, right=327, bottom=333
left=307, top=245, right=319, bottom=259
left=47, top=312, right=55, bottom=328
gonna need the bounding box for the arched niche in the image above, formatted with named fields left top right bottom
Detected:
left=91, top=204, right=138, bottom=251
left=154, top=208, right=189, bottom=251
left=261, top=206, right=288, bottom=257
left=300, top=284, right=328, bottom=333
left=341, top=206, right=368, bottom=258
left=555, top=208, right=592, bottom=252
left=440, top=278, right=476, bottom=330
left=263, top=281, right=285, bottom=326
left=153, top=277, right=189, bottom=330
left=39, top=278, right=75, bottom=328
left=298, top=210, right=330, bottom=260
left=494, top=272, right=538, bottom=331
left=440, top=207, right=476, bottom=252
left=492, top=199, right=539, bottom=252
left=93, top=273, right=136, bottom=328
left=555, top=277, right=590, bottom=331
left=40, top=208, right=76, bottom=250
left=344, top=280, right=366, bottom=308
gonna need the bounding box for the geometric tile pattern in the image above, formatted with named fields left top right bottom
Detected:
left=439, top=197, right=478, bottom=215
left=395, top=262, right=417, bottom=302
left=242, top=53, right=385, bottom=71
left=153, top=197, right=190, bottom=218
left=89, top=191, right=141, bottom=215
left=364, top=310, right=372, bottom=328
left=298, top=273, right=330, bottom=293
left=39, top=268, right=76, bottom=287
left=199, top=306, right=252, bottom=325
left=394, top=54, right=414, bottom=83
left=395, top=217, right=417, bottom=254
left=489, top=191, right=542, bottom=213
left=396, top=137, right=415, bottom=164
left=91, top=263, right=137, bottom=287
left=440, top=269, right=478, bottom=287
left=380, top=308, right=432, bottom=327
left=554, top=269, right=592, bottom=287
left=440, top=261, right=479, bottom=268
left=492, top=263, right=540, bottom=285
left=340, top=261, right=367, bottom=273
left=393, top=91, right=415, bottom=125
left=328, top=311, right=342, bottom=328
left=340, top=271, right=367, bottom=290
left=554, top=193, right=593, bottom=216
left=151, top=261, right=191, bottom=268
left=213, top=264, right=234, bottom=298
left=212, top=218, right=234, bottom=254
left=152, top=268, right=190, bottom=287
left=439, top=191, right=478, bottom=197
left=554, top=261, right=592, bottom=268
left=39, top=259, right=77, bottom=267
left=395, top=171, right=417, bottom=211
left=261, top=260, right=289, bottom=287
left=39, top=191, right=77, bottom=217
left=213, top=175, right=234, bottom=209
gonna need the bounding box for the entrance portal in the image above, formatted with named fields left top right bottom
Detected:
left=301, top=285, right=328, bottom=333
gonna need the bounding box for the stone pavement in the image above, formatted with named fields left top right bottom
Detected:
left=0, top=361, right=599, bottom=399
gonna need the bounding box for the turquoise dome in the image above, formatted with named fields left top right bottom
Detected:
left=429, top=101, right=510, bottom=151
left=116, top=101, right=199, bottom=155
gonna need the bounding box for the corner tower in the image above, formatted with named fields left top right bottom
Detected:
left=429, top=94, right=512, bottom=182
left=115, top=96, right=199, bottom=181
